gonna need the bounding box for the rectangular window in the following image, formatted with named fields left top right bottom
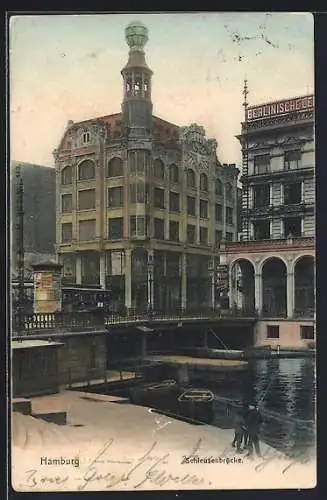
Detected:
left=200, top=199, right=208, bottom=218
left=108, top=186, right=124, bottom=207
left=169, top=221, right=179, bottom=242
left=215, top=230, right=222, bottom=246
left=215, top=204, right=222, bottom=222
left=200, top=227, right=208, bottom=245
left=129, top=150, right=149, bottom=174
left=79, top=219, right=96, bottom=241
left=108, top=217, right=123, bottom=240
left=78, top=189, right=96, bottom=210
left=226, top=207, right=233, bottom=225
left=187, top=196, right=196, bottom=216
left=226, top=232, right=234, bottom=242
left=283, top=182, right=302, bottom=205
left=253, top=220, right=270, bottom=240
left=284, top=150, right=301, bottom=170
left=300, top=325, right=314, bottom=340
left=129, top=183, right=148, bottom=204
left=154, top=187, right=165, bottom=209
left=130, top=215, right=148, bottom=238
left=169, top=191, right=180, bottom=212
left=187, top=224, right=196, bottom=243
left=61, top=223, right=72, bottom=243
left=254, top=154, right=270, bottom=175
left=254, top=185, right=270, bottom=208
left=154, top=218, right=165, bottom=240
left=284, top=217, right=302, bottom=238
left=267, top=325, right=280, bottom=339
left=62, top=194, right=72, bottom=213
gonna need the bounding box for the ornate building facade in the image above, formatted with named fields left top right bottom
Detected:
left=222, top=90, right=315, bottom=348
left=54, top=21, right=238, bottom=312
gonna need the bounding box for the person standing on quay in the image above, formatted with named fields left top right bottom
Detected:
left=245, top=405, right=263, bottom=459
left=232, top=402, right=249, bottom=452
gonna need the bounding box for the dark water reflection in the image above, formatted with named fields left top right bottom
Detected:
left=193, top=358, right=316, bottom=457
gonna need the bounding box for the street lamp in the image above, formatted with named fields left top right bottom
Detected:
left=147, top=252, right=154, bottom=317
left=14, top=166, right=25, bottom=339
left=208, top=257, right=215, bottom=314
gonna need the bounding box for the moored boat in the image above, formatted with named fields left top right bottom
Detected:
left=129, top=379, right=180, bottom=409
left=177, top=388, right=214, bottom=424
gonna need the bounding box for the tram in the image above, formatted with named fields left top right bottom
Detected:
left=61, top=287, right=112, bottom=312
left=11, top=282, right=119, bottom=313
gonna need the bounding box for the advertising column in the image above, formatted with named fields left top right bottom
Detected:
left=32, top=262, right=63, bottom=313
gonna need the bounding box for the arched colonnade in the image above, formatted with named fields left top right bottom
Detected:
left=229, top=254, right=315, bottom=318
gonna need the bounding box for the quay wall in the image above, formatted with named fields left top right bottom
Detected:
left=57, top=336, right=106, bottom=384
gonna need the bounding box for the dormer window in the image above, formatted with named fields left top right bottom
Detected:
left=83, top=131, right=90, bottom=144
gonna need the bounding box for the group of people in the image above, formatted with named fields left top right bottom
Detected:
left=232, top=402, right=263, bottom=458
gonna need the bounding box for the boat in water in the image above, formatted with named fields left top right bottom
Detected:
left=177, top=388, right=214, bottom=424
left=129, top=379, right=180, bottom=409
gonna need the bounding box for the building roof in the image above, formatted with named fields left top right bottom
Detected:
left=58, top=113, right=181, bottom=153
left=11, top=340, right=64, bottom=350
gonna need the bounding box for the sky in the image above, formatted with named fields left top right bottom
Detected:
left=10, top=12, right=314, bottom=167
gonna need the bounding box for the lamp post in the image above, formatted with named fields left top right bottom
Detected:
left=15, top=166, right=25, bottom=338
left=208, top=257, right=215, bottom=315
left=147, top=252, right=154, bottom=318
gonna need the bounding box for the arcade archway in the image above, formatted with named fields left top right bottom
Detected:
left=231, top=259, right=255, bottom=313
left=262, top=258, right=287, bottom=317
left=294, top=256, right=315, bottom=317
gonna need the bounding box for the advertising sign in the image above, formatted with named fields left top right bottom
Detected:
left=34, top=271, right=61, bottom=313
left=247, top=95, right=314, bottom=121
left=216, top=265, right=229, bottom=293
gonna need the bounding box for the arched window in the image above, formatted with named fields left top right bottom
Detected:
left=200, top=173, right=208, bottom=191
left=78, top=160, right=95, bottom=181
left=215, top=178, right=223, bottom=195
left=187, top=169, right=196, bottom=188
left=169, top=164, right=179, bottom=183
left=61, top=165, right=72, bottom=185
left=154, top=159, right=165, bottom=179
left=107, top=157, right=123, bottom=178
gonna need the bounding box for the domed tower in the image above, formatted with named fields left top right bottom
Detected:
left=121, top=21, right=153, bottom=139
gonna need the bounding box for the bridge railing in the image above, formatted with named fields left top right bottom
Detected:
left=12, top=307, right=257, bottom=334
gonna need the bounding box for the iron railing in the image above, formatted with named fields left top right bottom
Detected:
left=11, top=307, right=258, bottom=334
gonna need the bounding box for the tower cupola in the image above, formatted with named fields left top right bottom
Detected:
left=121, top=21, right=153, bottom=138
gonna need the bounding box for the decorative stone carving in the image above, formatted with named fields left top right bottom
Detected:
left=243, top=110, right=314, bottom=131
left=179, top=124, right=217, bottom=172
left=179, top=124, right=217, bottom=156
left=52, top=149, right=60, bottom=161
left=90, top=120, right=107, bottom=139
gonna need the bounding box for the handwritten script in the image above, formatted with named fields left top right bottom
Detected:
left=18, top=438, right=315, bottom=491
left=20, top=439, right=206, bottom=491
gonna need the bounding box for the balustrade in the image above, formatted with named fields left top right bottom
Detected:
left=12, top=306, right=257, bottom=335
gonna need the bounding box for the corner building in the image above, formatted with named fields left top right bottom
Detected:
left=54, top=22, right=238, bottom=312
left=222, top=93, right=315, bottom=348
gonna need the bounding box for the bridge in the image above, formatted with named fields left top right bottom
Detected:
left=12, top=307, right=257, bottom=340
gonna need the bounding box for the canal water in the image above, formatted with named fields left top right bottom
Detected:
left=193, top=357, right=316, bottom=458
left=89, top=357, right=316, bottom=459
